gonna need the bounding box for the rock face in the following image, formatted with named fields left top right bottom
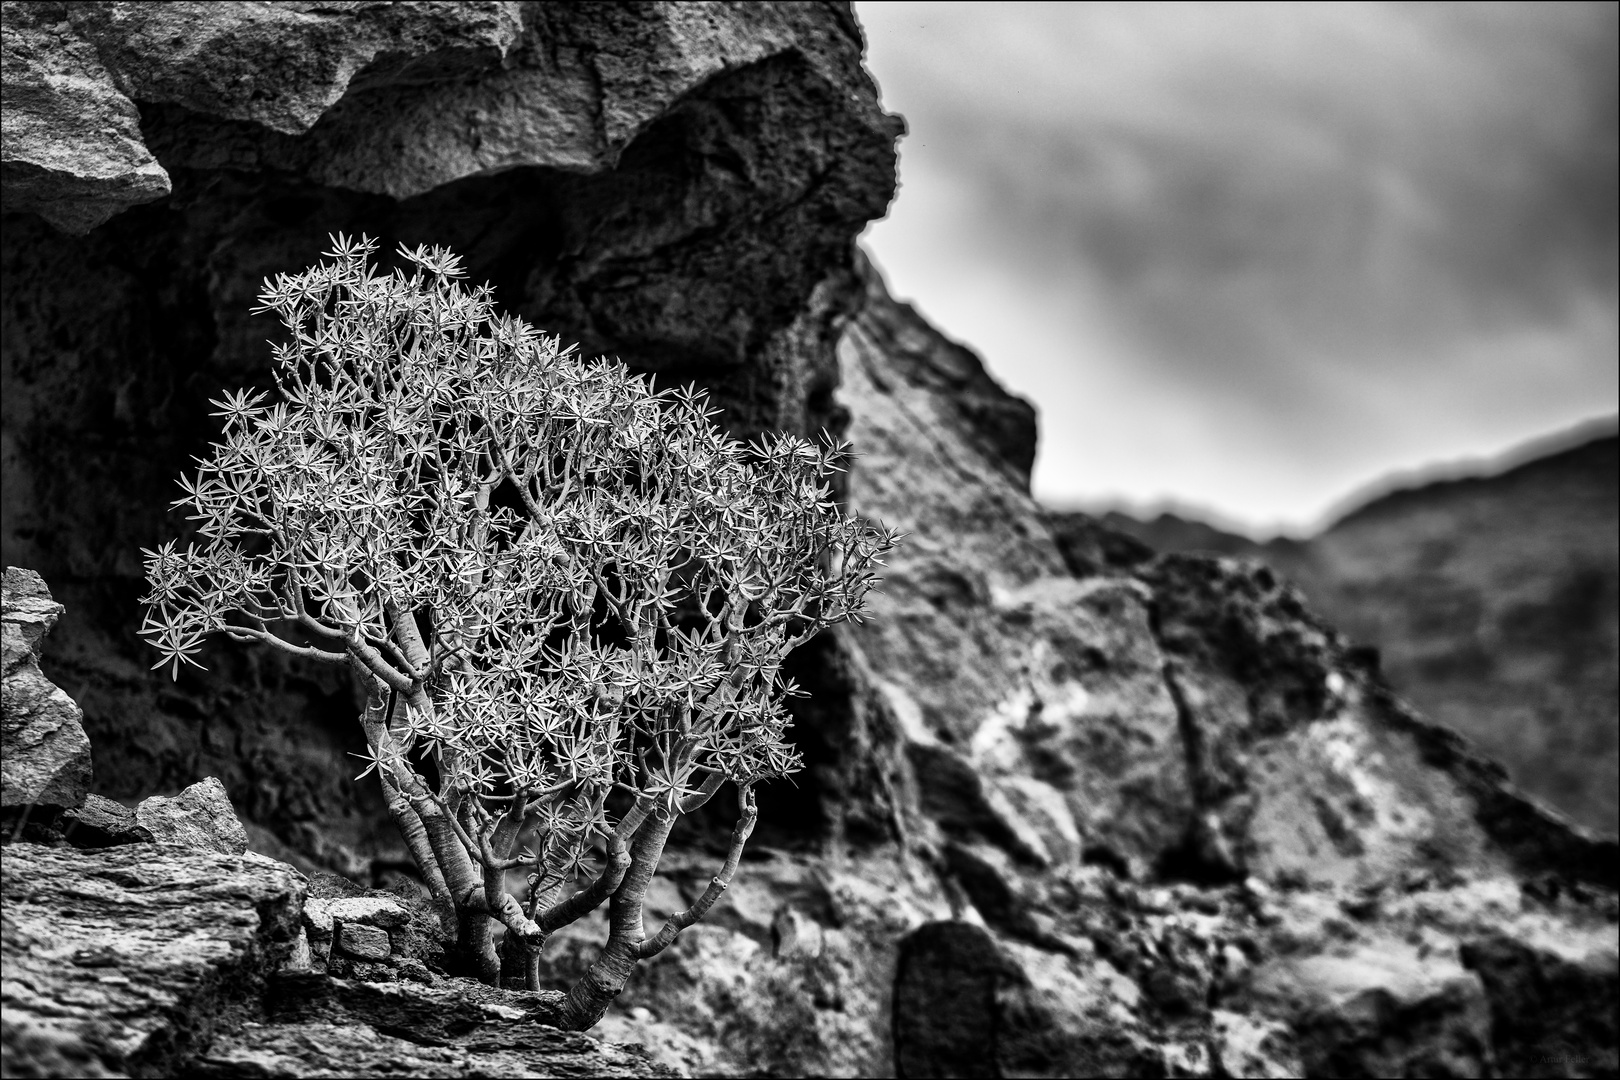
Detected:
left=192, top=975, right=676, bottom=1079
left=1081, top=426, right=1620, bottom=836
left=0, top=839, right=674, bottom=1079
left=2, top=4, right=1616, bottom=1079
left=1, top=566, right=91, bottom=814
left=0, top=841, right=306, bottom=1078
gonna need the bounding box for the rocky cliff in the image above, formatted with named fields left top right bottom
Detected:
left=3, top=3, right=1615, bottom=1078
left=1082, top=425, right=1619, bottom=835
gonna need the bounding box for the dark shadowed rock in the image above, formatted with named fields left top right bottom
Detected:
left=135, top=775, right=250, bottom=855
left=893, top=922, right=1008, bottom=1078
left=1463, top=928, right=1620, bottom=1079
left=61, top=791, right=152, bottom=846
left=0, top=841, right=304, bottom=1078
left=1, top=566, right=91, bottom=814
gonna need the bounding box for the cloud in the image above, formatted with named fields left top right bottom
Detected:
left=857, top=1, right=1618, bottom=531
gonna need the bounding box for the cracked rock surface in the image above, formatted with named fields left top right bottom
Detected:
left=0, top=842, right=305, bottom=1078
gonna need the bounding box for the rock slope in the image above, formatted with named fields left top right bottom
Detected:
left=1079, top=425, right=1619, bottom=834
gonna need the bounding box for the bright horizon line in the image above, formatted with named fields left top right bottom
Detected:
left=1040, top=411, right=1619, bottom=542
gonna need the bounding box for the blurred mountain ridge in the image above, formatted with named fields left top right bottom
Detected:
left=1060, top=418, right=1619, bottom=833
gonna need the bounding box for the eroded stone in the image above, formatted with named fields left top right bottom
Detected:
left=0, top=842, right=304, bottom=1078
left=136, top=776, right=250, bottom=855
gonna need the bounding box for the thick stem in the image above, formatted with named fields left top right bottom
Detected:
left=360, top=685, right=456, bottom=934
left=608, top=811, right=676, bottom=947
left=557, top=811, right=677, bottom=1030
left=459, top=909, right=499, bottom=985
left=357, top=679, right=499, bottom=981
left=537, top=833, right=632, bottom=933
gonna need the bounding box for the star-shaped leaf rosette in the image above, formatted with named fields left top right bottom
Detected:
left=138, top=234, right=898, bottom=1028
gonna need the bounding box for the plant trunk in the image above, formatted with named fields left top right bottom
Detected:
left=357, top=678, right=506, bottom=984
left=557, top=938, right=639, bottom=1030
left=556, top=810, right=677, bottom=1030
left=460, top=909, right=500, bottom=984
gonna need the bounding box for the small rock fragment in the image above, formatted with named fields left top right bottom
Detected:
left=337, top=922, right=392, bottom=961
left=302, top=896, right=335, bottom=938
left=62, top=792, right=153, bottom=847
left=326, top=896, right=410, bottom=929
left=772, top=906, right=825, bottom=960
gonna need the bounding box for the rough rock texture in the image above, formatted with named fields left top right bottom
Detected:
left=2, top=3, right=1616, bottom=1078
left=190, top=974, right=676, bottom=1079
left=0, top=841, right=672, bottom=1079
left=61, top=790, right=153, bottom=846
left=1463, top=927, right=1620, bottom=1079
left=1, top=566, right=91, bottom=813
left=0, top=0, right=172, bottom=234
left=1082, top=427, right=1619, bottom=835
left=840, top=258, right=1614, bottom=893
left=135, top=775, right=251, bottom=855
left=516, top=259, right=1619, bottom=1078
left=294, top=875, right=449, bottom=981
left=0, top=842, right=305, bottom=1078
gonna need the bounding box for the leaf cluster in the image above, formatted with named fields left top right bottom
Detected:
left=140, top=234, right=897, bottom=887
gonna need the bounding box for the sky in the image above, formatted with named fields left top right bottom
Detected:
left=854, top=1, right=1618, bottom=536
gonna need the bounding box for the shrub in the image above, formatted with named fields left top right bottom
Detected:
left=139, top=234, right=896, bottom=1029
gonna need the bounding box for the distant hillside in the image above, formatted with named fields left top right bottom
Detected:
left=1062, top=425, right=1619, bottom=834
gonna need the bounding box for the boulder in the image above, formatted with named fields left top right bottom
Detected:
left=0, top=1, right=173, bottom=234
left=136, top=775, right=250, bottom=855
left=336, top=923, right=392, bottom=962
left=297, top=874, right=447, bottom=981
left=1, top=566, right=92, bottom=816
left=892, top=921, right=1011, bottom=1078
